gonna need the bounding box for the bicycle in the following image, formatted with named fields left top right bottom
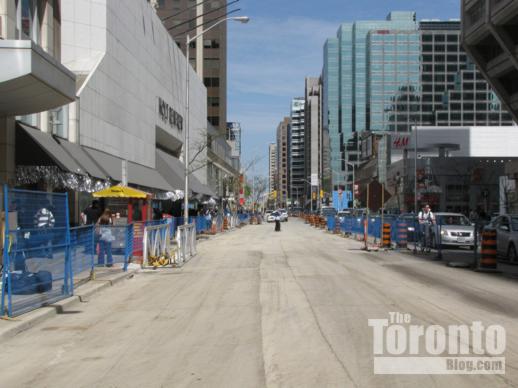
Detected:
left=418, top=222, right=434, bottom=253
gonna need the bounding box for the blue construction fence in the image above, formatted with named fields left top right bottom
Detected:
left=327, top=215, right=411, bottom=246
left=1, top=184, right=249, bottom=318
left=2, top=187, right=74, bottom=317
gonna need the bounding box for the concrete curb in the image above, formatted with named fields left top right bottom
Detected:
left=0, top=269, right=138, bottom=342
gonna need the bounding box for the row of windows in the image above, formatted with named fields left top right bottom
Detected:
left=204, top=77, right=220, bottom=87
left=422, top=44, right=460, bottom=52
left=422, top=34, right=459, bottom=43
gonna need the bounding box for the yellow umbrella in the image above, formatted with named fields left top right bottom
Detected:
left=92, top=184, right=149, bottom=199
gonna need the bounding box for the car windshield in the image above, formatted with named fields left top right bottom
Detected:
left=438, top=215, right=471, bottom=226
left=272, top=212, right=280, bottom=217
left=337, top=212, right=350, bottom=217
left=511, top=217, right=518, bottom=231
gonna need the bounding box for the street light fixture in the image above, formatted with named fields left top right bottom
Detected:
left=183, top=16, right=250, bottom=223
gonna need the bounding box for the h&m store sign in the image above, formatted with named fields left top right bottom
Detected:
left=391, top=134, right=411, bottom=149
left=158, top=97, right=183, bottom=131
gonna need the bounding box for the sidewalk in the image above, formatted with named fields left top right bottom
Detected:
left=0, top=224, right=245, bottom=342
left=0, top=266, right=138, bottom=342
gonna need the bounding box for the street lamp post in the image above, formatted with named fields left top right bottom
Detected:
left=183, top=16, right=249, bottom=223
left=302, top=178, right=313, bottom=212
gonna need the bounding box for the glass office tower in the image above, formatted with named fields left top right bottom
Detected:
left=323, top=38, right=342, bottom=188
left=323, top=12, right=417, bottom=189
left=367, top=30, right=421, bottom=132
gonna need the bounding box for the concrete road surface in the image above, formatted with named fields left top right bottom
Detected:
left=1, top=219, right=518, bottom=387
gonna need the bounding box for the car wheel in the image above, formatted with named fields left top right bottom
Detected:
left=508, top=244, right=517, bottom=262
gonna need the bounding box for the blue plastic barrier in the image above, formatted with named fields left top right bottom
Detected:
left=327, top=216, right=336, bottom=231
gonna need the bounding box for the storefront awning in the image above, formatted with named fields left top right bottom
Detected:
left=156, top=149, right=216, bottom=197
left=17, top=123, right=84, bottom=175
left=57, top=139, right=108, bottom=180
left=0, top=40, right=76, bottom=116
left=156, top=149, right=185, bottom=191
left=128, top=161, right=173, bottom=192
left=84, top=147, right=173, bottom=192
left=83, top=147, right=123, bottom=181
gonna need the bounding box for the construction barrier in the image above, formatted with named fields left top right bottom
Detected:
left=176, top=223, right=197, bottom=264
left=327, top=216, right=336, bottom=232
left=382, top=223, right=391, bottom=248
left=393, top=220, right=408, bottom=248
left=478, top=229, right=498, bottom=271
left=1, top=186, right=74, bottom=317
left=143, top=223, right=171, bottom=268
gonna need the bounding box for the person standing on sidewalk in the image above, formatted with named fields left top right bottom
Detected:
left=82, top=200, right=102, bottom=225
left=97, top=209, right=114, bottom=267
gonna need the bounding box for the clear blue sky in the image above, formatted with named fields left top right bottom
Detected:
left=227, top=0, right=461, bottom=176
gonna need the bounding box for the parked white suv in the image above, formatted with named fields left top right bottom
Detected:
left=277, top=208, right=288, bottom=222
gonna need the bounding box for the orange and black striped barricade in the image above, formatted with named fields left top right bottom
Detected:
left=223, top=217, right=229, bottom=231
left=382, top=223, right=391, bottom=248
left=477, top=229, right=498, bottom=271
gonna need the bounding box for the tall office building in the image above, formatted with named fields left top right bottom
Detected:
left=276, top=117, right=291, bottom=207
left=304, top=77, right=324, bottom=210
left=461, top=0, right=518, bottom=122
left=290, top=97, right=305, bottom=205
left=268, top=143, right=277, bottom=194
left=157, top=0, right=227, bottom=133
left=323, top=12, right=514, bottom=191
left=419, top=20, right=512, bottom=126
left=323, top=37, right=341, bottom=188
left=367, top=29, right=421, bottom=132
left=323, top=12, right=418, bottom=190
left=226, top=122, right=242, bottom=157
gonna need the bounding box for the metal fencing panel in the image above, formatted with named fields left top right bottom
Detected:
left=1, top=186, right=73, bottom=317
left=94, top=225, right=132, bottom=269
left=70, top=225, right=95, bottom=281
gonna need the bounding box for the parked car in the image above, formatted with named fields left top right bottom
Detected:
left=432, top=213, right=475, bottom=249
left=277, top=208, right=288, bottom=222
left=267, top=211, right=280, bottom=223
left=486, top=215, right=518, bottom=261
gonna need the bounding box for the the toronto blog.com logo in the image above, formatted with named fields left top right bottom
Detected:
left=369, top=312, right=506, bottom=374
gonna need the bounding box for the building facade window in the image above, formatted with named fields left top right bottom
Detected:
left=208, top=116, right=219, bottom=126
left=49, top=106, right=69, bottom=139
left=203, top=77, right=220, bottom=87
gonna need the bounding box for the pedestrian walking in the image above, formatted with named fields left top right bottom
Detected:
left=274, top=211, right=281, bottom=232
left=97, top=209, right=114, bottom=267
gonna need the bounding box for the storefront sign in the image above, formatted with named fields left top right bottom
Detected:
left=158, top=97, right=183, bottom=131
left=392, top=135, right=411, bottom=149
